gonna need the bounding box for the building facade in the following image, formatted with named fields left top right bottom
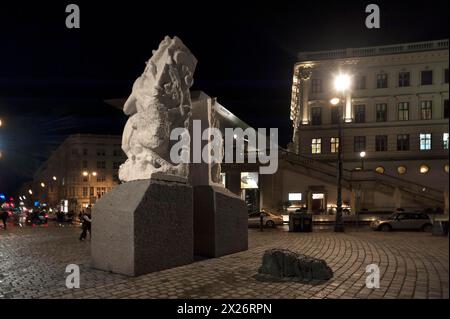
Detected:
left=221, top=40, right=450, bottom=215
left=20, top=134, right=126, bottom=212
left=283, top=39, right=449, bottom=213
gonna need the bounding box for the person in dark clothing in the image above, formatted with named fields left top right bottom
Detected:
left=79, top=210, right=92, bottom=241
left=1, top=210, right=9, bottom=230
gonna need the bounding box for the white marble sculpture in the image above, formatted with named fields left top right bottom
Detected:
left=119, top=36, right=197, bottom=182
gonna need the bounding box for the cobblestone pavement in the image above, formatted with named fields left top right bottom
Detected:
left=0, top=222, right=448, bottom=299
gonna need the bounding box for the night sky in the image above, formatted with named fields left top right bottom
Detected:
left=0, top=0, right=448, bottom=196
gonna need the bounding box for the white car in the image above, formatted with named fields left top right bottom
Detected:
left=248, top=211, right=284, bottom=228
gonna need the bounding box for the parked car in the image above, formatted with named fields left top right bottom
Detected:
left=248, top=211, right=284, bottom=228
left=26, top=211, right=48, bottom=225
left=370, top=212, right=432, bottom=232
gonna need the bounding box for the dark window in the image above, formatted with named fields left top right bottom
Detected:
left=331, top=107, right=339, bottom=124
left=354, top=105, right=366, bottom=123
left=354, top=136, right=366, bottom=153
left=375, top=135, right=388, bottom=152
left=377, top=73, right=388, bottom=88
left=311, top=79, right=322, bottom=93
left=355, top=75, right=366, bottom=90
left=397, top=134, right=410, bottom=151
left=311, top=107, right=322, bottom=125
left=421, top=70, right=433, bottom=85
left=89, top=187, right=94, bottom=196
left=82, top=148, right=88, bottom=156
left=113, top=149, right=122, bottom=156
left=398, top=72, right=410, bottom=87
left=398, top=102, right=409, bottom=121
left=113, top=162, right=121, bottom=169
left=420, top=101, right=432, bottom=120
left=96, top=149, right=106, bottom=156
left=444, top=99, right=449, bottom=119
left=445, top=69, right=449, bottom=84
left=81, top=160, right=88, bottom=169
left=376, top=103, right=387, bottom=122
left=96, top=161, right=106, bottom=169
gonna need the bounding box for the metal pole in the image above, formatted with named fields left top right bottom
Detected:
left=335, top=96, right=345, bottom=232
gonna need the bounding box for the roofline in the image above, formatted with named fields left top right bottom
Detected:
left=297, top=39, right=449, bottom=62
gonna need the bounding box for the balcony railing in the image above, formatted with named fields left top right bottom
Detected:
left=298, top=39, right=449, bottom=61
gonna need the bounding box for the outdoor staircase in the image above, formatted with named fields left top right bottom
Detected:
left=278, top=148, right=444, bottom=207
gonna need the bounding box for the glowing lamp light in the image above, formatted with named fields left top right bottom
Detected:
left=82, top=171, right=88, bottom=176
left=334, top=74, right=351, bottom=92
left=40, top=182, right=45, bottom=188
left=52, top=176, right=57, bottom=181
left=359, top=151, right=366, bottom=158
left=28, top=189, right=33, bottom=195
left=92, top=172, right=97, bottom=176
left=330, top=98, right=340, bottom=105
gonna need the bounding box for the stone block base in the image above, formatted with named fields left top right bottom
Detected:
left=194, top=185, right=248, bottom=258
left=91, top=179, right=193, bottom=276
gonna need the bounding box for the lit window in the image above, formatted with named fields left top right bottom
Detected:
left=419, top=165, right=429, bottom=174
left=288, top=193, right=302, bottom=201
left=311, top=138, right=322, bottom=154
left=375, top=166, right=385, bottom=174
left=420, top=101, right=432, bottom=120
left=445, top=164, right=449, bottom=173
left=420, top=134, right=432, bottom=150
left=330, top=137, right=339, bottom=153
left=397, top=166, right=407, bottom=175
left=398, top=102, right=409, bottom=121
left=312, top=193, right=324, bottom=199
left=443, top=133, right=449, bottom=150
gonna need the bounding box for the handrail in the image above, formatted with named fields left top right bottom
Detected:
left=244, top=147, right=444, bottom=202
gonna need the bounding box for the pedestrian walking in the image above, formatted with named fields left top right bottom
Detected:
left=79, top=210, right=92, bottom=241
left=1, top=209, right=9, bottom=230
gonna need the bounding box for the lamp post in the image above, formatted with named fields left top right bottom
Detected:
left=82, top=171, right=97, bottom=206
left=359, top=151, right=366, bottom=170
left=331, top=73, right=351, bottom=232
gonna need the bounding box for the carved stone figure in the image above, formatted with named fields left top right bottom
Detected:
left=119, top=36, right=197, bottom=182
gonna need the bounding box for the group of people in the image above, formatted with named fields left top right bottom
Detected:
left=0, top=204, right=92, bottom=240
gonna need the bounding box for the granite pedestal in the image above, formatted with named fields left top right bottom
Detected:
left=91, top=179, right=193, bottom=276
left=194, top=185, right=248, bottom=258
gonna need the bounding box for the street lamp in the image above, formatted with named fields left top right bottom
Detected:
left=82, top=171, right=98, bottom=206
left=28, top=189, right=33, bottom=195
left=359, top=151, right=366, bottom=170
left=40, top=182, right=45, bottom=188
left=332, top=73, right=351, bottom=233
left=52, top=176, right=57, bottom=181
